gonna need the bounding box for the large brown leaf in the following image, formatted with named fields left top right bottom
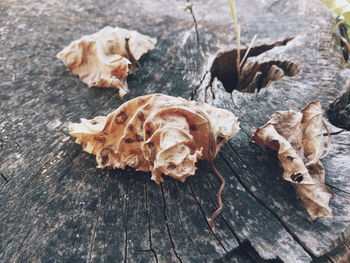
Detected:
left=69, top=94, right=240, bottom=230
left=69, top=93, right=240, bottom=183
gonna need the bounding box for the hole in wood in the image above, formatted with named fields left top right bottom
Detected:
left=327, top=90, right=350, bottom=130
left=209, top=37, right=299, bottom=94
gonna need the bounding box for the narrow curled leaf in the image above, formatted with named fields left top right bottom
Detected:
left=251, top=101, right=333, bottom=219
left=57, top=26, right=156, bottom=98
left=69, top=94, right=240, bottom=184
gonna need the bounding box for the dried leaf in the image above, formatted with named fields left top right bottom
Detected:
left=69, top=94, right=240, bottom=184
left=251, top=101, right=333, bottom=219
left=57, top=26, right=156, bottom=98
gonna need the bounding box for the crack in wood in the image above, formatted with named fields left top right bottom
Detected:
left=144, top=180, right=159, bottom=263
left=0, top=135, right=21, bottom=149
left=229, top=137, right=350, bottom=197
left=186, top=178, right=229, bottom=252
left=123, top=175, right=131, bottom=263
left=191, top=70, right=209, bottom=100
left=9, top=225, right=33, bottom=262
left=227, top=141, right=282, bottom=187
left=137, top=248, right=159, bottom=262
left=322, top=255, right=334, bottom=263
left=215, top=240, right=284, bottom=263
left=10, top=152, right=63, bottom=200
left=198, top=163, right=284, bottom=263
left=160, top=183, right=183, bottom=263
left=13, top=140, right=21, bottom=148
left=87, top=197, right=101, bottom=263
left=325, top=183, right=350, bottom=195
left=1, top=172, right=9, bottom=183
left=172, top=181, right=209, bottom=259
left=37, top=217, right=69, bottom=260
left=218, top=152, right=318, bottom=260
left=0, top=151, right=81, bottom=256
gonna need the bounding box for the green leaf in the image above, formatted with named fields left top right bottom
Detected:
left=343, top=11, right=350, bottom=24
left=331, top=0, right=350, bottom=16
left=320, top=0, right=336, bottom=8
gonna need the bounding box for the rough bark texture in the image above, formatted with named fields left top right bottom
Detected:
left=0, top=0, right=349, bottom=262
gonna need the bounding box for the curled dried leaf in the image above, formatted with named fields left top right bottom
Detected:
left=69, top=94, right=240, bottom=183
left=251, top=101, right=333, bottom=219
left=57, top=26, right=156, bottom=98
left=69, top=94, right=240, bottom=231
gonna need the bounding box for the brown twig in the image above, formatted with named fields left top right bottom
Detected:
left=185, top=0, right=200, bottom=49
left=125, top=37, right=140, bottom=73
left=323, top=129, right=345, bottom=136
left=339, top=35, right=350, bottom=56
left=209, top=161, right=225, bottom=233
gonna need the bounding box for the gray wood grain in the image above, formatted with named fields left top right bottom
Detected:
left=0, top=0, right=349, bottom=262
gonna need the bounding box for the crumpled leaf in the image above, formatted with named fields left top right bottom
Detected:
left=251, top=101, right=333, bottom=219
left=57, top=26, right=156, bottom=98
left=69, top=94, right=240, bottom=184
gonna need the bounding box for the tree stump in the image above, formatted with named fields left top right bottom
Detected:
left=1, top=0, right=349, bottom=262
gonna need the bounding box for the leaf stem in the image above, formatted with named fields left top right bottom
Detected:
left=209, top=161, right=225, bottom=234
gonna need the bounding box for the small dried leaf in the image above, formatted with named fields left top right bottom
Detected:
left=57, top=26, right=156, bottom=98
left=69, top=94, right=240, bottom=183
left=251, top=101, right=333, bottom=219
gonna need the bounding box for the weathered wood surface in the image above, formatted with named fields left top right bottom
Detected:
left=1, top=0, right=350, bottom=262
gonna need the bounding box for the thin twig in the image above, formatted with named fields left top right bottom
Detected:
left=185, top=0, right=200, bottom=49
left=240, top=34, right=258, bottom=68
left=209, top=161, right=225, bottom=234
left=323, top=129, right=345, bottom=136
left=339, top=34, right=350, bottom=55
